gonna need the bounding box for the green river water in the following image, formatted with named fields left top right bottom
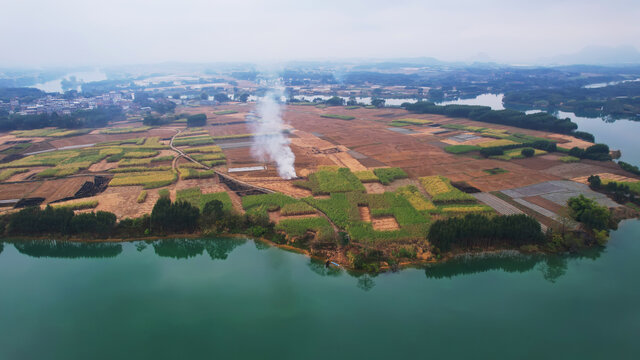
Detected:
left=1, top=219, right=639, bottom=359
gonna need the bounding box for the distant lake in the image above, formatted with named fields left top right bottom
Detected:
left=292, top=95, right=419, bottom=106
left=437, top=93, right=506, bottom=110
left=32, top=69, right=107, bottom=93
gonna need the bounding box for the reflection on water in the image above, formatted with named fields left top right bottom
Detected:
left=12, top=240, right=122, bottom=259
left=152, top=238, right=247, bottom=260
left=425, top=248, right=603, bottom=283
left=0, top=238, right=604, bottom=285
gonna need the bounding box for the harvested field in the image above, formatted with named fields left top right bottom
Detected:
left=268, top=210, right=318, bottom=224
left=572, top=172, right=640, bottom=184
left=89, top=186, right=161, bottom=219
left=359, top=206, right=371, bottom=222
left=89, top=159, right=119, bottom=172
left=372, top=216, right=400, bottom=231
left=364, top=182, right=385, bottom=194
left=0, top=182, right=42, bottom=201
left=548, top=134, right=594, bottom=150
left=29, top=176, right=96, bottom=203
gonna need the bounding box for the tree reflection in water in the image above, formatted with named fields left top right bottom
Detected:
left=152, top=238, right=246, bottom=260
left=424, top=248, right=603, bottom=283
left=11, top=240, right=122, bottom=259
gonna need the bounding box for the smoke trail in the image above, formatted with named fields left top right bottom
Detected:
left=250, top=88, right=297, bottom=179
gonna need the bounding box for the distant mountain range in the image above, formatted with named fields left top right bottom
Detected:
left=538, top=45, right=640, bottom=65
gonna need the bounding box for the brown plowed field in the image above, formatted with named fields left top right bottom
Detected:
left=372, top=216, right=400, bottom=231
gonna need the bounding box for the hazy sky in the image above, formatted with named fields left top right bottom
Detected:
left=1, top=0, right=639, bottom=67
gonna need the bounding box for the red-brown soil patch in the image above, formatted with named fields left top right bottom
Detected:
left=359, top=206, right=371, bottom=222
left=372, top=216, right=400, bottom=231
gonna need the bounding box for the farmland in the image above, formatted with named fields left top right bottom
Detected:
left=0, top=99, right=637, bottom=267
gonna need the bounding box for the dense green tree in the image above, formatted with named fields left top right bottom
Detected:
left=371, top=98, right=386, bottom=108
left=567, top=195, right=611, bottom=231
left=214, top=93, right=230, bottom=102
left=428, top=214, right=544, bottom=252
left=521, top=148, right=535, bottom=157
left=187, top=113, right=207, bottom=127
left=325, top=96, right=345, bottom=106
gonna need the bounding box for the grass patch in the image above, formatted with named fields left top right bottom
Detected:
left=12, top=129, right=90, bottom=138
left=320, top=114, right=355, bottom=120
left=353, top=170, right=379, bottom=183
left=0, top=168, right=28, bottom=181
left=137, top=190, right=147, bottom=204
left=178, top=168, right=216, bottom=180
left=444, top=145, right=481, bottom=154
left=214, top=110, right=238, bottom=115
left=396, top=185, right=435, bottom=211
left=392, top=118, right=432, bottom=126
left=560, top=156, right=580, bottom=163
left=176, top=187, right=233, bottom=212
left=52, top=200, right=98, bottom=210
left=419, top=176, right=476, bottom=203
left=373, top=167, right=408, bottom=185
left=110, top=170, right=177, bottom=189
left=183, top=145, right=223, bottom=154
left=294, top=167, right=365, bottom=195
left=100, top=126, right=151, bottom=134
left=0, top=143, right=32, bottom=155
left=344, top=106, right=360, bottom=110
left=276, top=217, right=333, bottom=242
left=478, top=139, right=520, bottom=148
left=280, top=202, right=316, bottom=216
left=483, top=168, right=508, bottom=175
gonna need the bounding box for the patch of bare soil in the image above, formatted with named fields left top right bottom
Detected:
left=359, top=206, right=371, bottom=222
left=269, top=210, right=318, bottom=224
left=364, top=182, right=385, bottom=194
left=91, top=186, right=160, bottom=220
left=572, top=172, right=639, bottom=184
left=88, top=159, right=118, bottom=172
left=372, top=216, right=400, bottom=231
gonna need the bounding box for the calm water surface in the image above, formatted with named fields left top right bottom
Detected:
left=1, top=220, right=640, bottom=359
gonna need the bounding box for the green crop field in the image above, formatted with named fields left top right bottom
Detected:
left=444, top=145, right=482, bottom=154
left=419, top=176, right=476, bottom=203
left=214, top=110, right=238, bottom=115
left=294, top=167, right=365, bottom=195
left=100, top=126, right=151, bottom=134
left=52, top=200, right=99, bottom=211
left=276, top=217, right=334, bottom=242
left=354, top=170, right=379, bottom=183
left=0, top=168, right=28, bottom=181
left=176, top=187, right=233, bottom=212
left=184, top=145, right=223, bottom=154
left=178, top=168, right=215, bottom=180
left=320, top=114, right=355, bottom=120
left=373, top=167, right=408, bottom=185
left=110, top=170, right=177, bottom=189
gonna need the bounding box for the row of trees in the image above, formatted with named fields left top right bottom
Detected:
left=568, top=143, right=611, bottom=161
left=403, top=102, right=583, bottom=135
left=0, top=106, right=124, bottom=131
left=428, top=214, right=544, bottom=252
left=0, top=197, right=285, bottom=244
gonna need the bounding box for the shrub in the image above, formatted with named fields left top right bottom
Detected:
left=187, top=114, right=207, bottom=127
left=137, top=190, right=148, bottom=204
left=619, top=161, right=640, bottom=175
left=521, top=148, right=535, bottom=157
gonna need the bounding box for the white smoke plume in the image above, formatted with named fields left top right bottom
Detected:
left=250, top=88, right=297, bottom=179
